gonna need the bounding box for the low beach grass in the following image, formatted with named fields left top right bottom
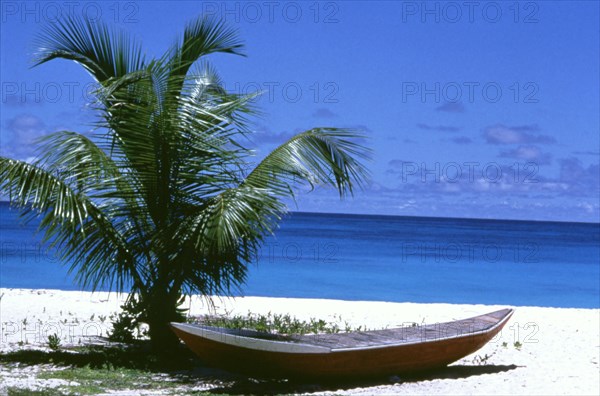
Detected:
left=194, top=311, right=368, bottom=335
left=0, top=341, right=337, bottom=395
left=35, top=366, right=184, bottom=395
left=0, top=344, right=214, bottom=395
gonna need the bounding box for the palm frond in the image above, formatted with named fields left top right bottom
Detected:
left=172, top=185, right=284, bottom=295
left=190, top=61, right=226, bottom=99
left=0, top=157, right=143, bottom=292
left=33, top=16, right=145, bottom=82
left=169, top=15, right=245, bottom=79
left=244, top=128, right=371, bottom=198
left=0, top=157, right=89, bottom=222
left=35, top=131, right=122, bottom=192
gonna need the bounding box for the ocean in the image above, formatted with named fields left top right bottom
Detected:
left=1, top=202, right=599, bottom=308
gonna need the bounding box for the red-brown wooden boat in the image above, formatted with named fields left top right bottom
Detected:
left=171, top=308, right=513, bottom=379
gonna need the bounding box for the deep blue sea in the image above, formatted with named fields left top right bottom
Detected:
left=1, top=202, right=599, bottom=308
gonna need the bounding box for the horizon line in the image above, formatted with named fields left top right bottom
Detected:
left=286, top=210, right=600, bottom=226
left=0, top=200, right=597, bottom=226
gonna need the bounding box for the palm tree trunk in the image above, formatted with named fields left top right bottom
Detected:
left=145, top=286, right=184, bottom=353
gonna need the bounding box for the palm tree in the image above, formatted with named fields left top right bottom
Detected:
left=0, top=15, right=369, bottom=351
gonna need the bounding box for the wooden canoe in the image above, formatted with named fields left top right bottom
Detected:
left=171, top=308, right=514, bottom=379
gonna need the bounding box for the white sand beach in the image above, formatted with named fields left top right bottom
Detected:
left=0, top=288, right=599, bottom=395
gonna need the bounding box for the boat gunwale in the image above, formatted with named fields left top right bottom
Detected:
left=171, top=322, right=331, bottom=353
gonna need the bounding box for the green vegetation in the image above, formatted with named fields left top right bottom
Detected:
left=5, top=364, right=221, bottom=395
left=0, top=345, right=191, bottom=370
left=0, top=344, right=323, bottom=395
left=0, top=345, right=209, bottom=395
left=195, top=311, right=367, bottom=335
left=37, top=366, right=179, bottom=395
left=0, top=14, right=369, bottom=352
left=514, top=341, right=523, bottom=350
left=46, top=334, right=61, bottom=351
left=471, top=353, right=493, bottom=365
left=6, top=389, right=66, bottom=396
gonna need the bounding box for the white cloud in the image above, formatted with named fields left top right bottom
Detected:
left=1, top=114, right=48, bottom=160
left=498, top=145, right=552, bottom=164
left=483, top=124, right=556, bottom=145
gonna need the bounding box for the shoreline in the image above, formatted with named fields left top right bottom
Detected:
left=2, top=286, right=597, bottom=310
left=1, top=288, right=599, bottom=395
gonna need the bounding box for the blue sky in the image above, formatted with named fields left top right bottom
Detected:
left=1, top=1, right=598, bottom=222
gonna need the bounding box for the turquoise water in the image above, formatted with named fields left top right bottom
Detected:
left=1, top=202, right=599, bottom=308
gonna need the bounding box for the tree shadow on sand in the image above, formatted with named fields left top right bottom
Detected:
left=0, top=342, right=519, bottom=395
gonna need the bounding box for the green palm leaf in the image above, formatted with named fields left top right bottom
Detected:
left=34, top=16, right=145, bottom=82
left=245, top=128, right=371, bottom=198
left=170, top=15, right=245, bottom=78
left=0, top=157, right=143, bottom=292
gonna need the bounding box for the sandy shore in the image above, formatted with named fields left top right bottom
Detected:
left=0, top=288, right=599, bottom=395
